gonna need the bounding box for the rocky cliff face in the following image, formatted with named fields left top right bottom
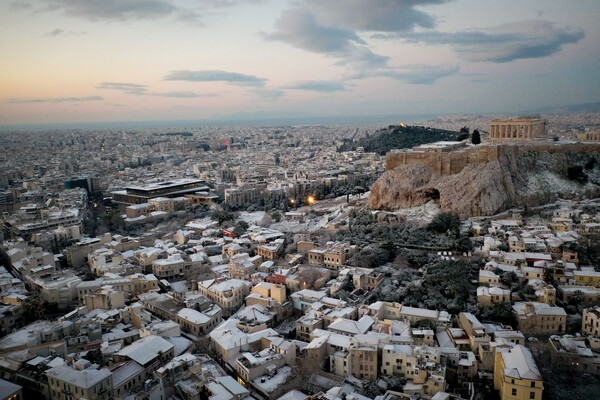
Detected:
left=368, top=145, right=600, bottom=218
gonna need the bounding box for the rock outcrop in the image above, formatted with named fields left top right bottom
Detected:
left=368, top=143, right=600, bottom=218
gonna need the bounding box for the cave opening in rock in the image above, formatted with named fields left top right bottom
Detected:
left=424, top=188, right=440, bottom=201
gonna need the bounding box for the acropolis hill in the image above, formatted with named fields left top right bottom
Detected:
left=368, top=120, right=600, bottom=218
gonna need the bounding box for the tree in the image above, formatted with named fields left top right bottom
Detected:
left=271, top=210, right=281, bottom=222
left=211, top=209, right=235, bottom=224
left=428, top=212, right=461, bottom=235
left=23, top=292, right=47, bottom=322
left=500, top=271, right=518, bottom=288
left=360, top=380, right=383, bottom=398
left=569, top=290, right=585, bottom=306
left=233, top=220, right=249, bottom=236
left=472, top=129, right=481, bottom=145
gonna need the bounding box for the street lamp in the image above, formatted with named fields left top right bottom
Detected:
left=307, top=196, right=315, bottom=206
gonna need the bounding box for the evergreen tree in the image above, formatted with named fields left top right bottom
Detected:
left=472, top=129, right=481, bottom=145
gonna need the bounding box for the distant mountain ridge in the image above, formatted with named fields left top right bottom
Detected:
left=338, top=124, right=464, bottom=155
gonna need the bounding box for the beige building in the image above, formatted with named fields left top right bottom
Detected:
left=479, top=269, right=500, bottom=286
left=458, top=313, right=491, bottom=353
left=250, top=282, right=287, bottom=304
left=234, top=337, right=296, bottom=386
left=152, top=254, right=185, bottom=281
left=583, top=306, right=600, bottom=350
left=489, top=118, right=546, bottom=141
left=47, top=364, right=113, bottom=400
left=549, top=335, right=600, bottom=376
left=84, top=285, right=125, bottom=311
left=512, top=302, right=567, bottom=334
left=380, top=345, right=446, bottom=397
left=477, top=286, right=511, bottom=305
left=296, top=310, right=324, bottom=341
left=359, top=301, right=451, bottom=326
left=255, top=238, right=285, bottom=261
left=77, top=273, right=159, bottom=304
left=198, top=278, right=252, bottom=317
left=308, top=242, right=357, bottom=270
left=176, top=305, right=222, bottom=336
left=494, top=345, right=543, bottom=400
left=572, top=269, right=600, bottom=286
left=330, top=342, right=379, bottom=381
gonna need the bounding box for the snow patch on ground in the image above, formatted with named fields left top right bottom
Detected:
left=526, top=171, right=587, bottom=195
left=238, top=211, right=266, bottom=225
left=396, top=200, right=442, bottom=222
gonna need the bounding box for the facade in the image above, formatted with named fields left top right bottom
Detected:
left=255, top=239, right=285, bottom=261
left=489, top=118, right=546, bottom=141
left=512, top=302, right=567, bottom=335
left=307, top=242, right=357, bottom=270
left=477, top=286, right=511, bottom=305
left=493, top=345, right=543, bottom=400
left=583, top=306, right=600, bottom=350
left=572, top=269, right=600, bottom=286
left=198, top=278, right=252, bottom=317
left=46, top=364, right=113, bottom=400
left=152, top=254, right=185, bottom=281
left=112, top=179, right=209, bottom=205
left=380, top=345, right=446, bottom=397
left=84, top=286, right=126, bottom=311
left=549, top=336, right=600, bottom=376
left=176, top=305, right=222, bottom=336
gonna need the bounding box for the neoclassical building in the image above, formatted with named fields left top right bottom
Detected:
left=490, top=117, right=546, bottom=141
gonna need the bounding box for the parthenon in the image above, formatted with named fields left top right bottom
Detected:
left=489, top=117, right=546, bottom=141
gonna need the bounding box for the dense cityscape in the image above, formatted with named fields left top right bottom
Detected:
left=1, top=112, right=600, bottom=400
left=2, top=1, right=600, bottom=400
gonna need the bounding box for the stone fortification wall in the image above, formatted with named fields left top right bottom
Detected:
left=386, top=143, right=600, bottom=176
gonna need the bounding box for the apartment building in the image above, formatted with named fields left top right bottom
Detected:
left=512, top=302, right=567, bottom=335
left=493, top=345, right=543, bottom=400
left=46, top=363, right=113, bottom=400
left=198, top=278, right=252, bottom=317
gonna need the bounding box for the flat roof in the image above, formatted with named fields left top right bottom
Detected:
left=124, top=178, right=204, bottom=192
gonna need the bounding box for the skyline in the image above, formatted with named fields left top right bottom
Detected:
left=1, top=0, right=599, bottom=126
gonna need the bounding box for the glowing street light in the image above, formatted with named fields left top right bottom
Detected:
left=307, top=195, right=315, bottom=206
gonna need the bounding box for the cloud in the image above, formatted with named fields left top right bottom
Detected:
left=175, top=9, right=204, bottom=26
left=164, top=70, right=267, bottom=86
left=306, top=0, right=450, bottom=32
left=343, top=63, right=459, bottom=84
left=152, top=91, right=218, bottom=98
left=264, top=8, right=366, bottom=53
left=7, top=95, right=103, bottom=104
left=383, top=64, right=460, bottom=84
left=45, top=28, right=85, bottom=37
left=377, top=20, right=585, bottom=62
left=286, top=81, right=348, bottom=92
left=9, top=2, right=33, bottom=11
left=96, top=82, right=148, bottom=95
left=39, top=0, right=177, bottom=21
left=263, top=7, right=388, bottom=70
left=263, top=4, right=458, bottom=85
left=246, top=88, right=285, bottom=101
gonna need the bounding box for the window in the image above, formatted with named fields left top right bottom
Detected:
left=531, top=382, right=535, bottom=387
left=530, top=392, right=536, bottom=399
left=512, top=388, right=517, bottom=396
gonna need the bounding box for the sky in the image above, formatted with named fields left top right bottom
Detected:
left=0, top=0, right=599, bottom=126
